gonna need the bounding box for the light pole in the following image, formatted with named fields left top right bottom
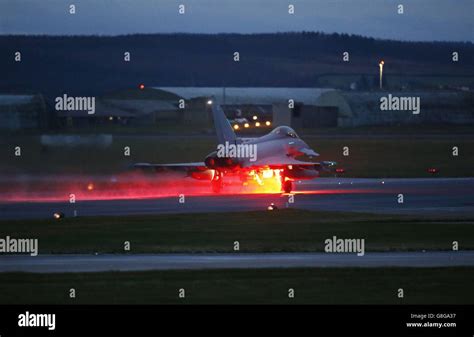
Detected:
left=379, top=60, right=384, bottom=89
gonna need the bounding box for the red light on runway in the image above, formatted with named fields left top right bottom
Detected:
left=139, top=84, right=145, bottom=90
left=428, top=168, right=439, bottom=174
left=335, top=168, right=345, bottom=174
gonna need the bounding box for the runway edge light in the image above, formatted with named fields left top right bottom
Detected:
left=53, top=212, right=65, bottom=219
left=267, top=203, right=278, bottom=211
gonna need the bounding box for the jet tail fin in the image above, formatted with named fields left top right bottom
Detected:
left=211, top=103, right=237, bottom=144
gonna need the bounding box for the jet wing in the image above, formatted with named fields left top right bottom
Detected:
left=242, top=156, right=318, bottom=169
left=242, top=157, right=337, bottom=171
left=133, top=162, right=207, bottom=172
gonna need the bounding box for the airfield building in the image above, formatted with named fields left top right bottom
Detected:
left=55, top=98, right=178, bottom=127
left=157, top=87, right=474, bottom=128
left=156, top=87, right=348, bottom=128
left=0, top=94, right=50, bottom=130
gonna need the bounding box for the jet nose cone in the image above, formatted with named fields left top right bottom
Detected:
left=300, top=148, right=319, bottom=157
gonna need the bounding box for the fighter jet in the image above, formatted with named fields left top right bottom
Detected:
left=134, top=103, right=336, bottom=193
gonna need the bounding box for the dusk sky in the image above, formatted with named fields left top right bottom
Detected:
left=1, top=0, right=473, bottom=42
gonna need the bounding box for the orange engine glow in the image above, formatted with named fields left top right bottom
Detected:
left=244, top=168, right=282, bottom=193
left=0, top=168, right=285, bottom=203
left=0, top=171, right=383, bottom=203
left=262, top=169, right=273, bottom=179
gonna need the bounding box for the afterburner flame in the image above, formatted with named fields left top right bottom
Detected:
left=245, top=169, right=282, bottom=194
left=0, top=172, right=386, bottom=203
left=0, top=170, right=283, bottom=203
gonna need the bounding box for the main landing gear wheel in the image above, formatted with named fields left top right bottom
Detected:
left=283, top=180, right=293, bottom=194
left=211, top=171, right=223, bottom=193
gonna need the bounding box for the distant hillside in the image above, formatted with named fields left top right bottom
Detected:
left=1, top=32, right=474, bottom=98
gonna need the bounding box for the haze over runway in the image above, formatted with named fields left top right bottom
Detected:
left=0, top=178, right=473, bottom=220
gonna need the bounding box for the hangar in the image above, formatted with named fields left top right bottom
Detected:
left=0, top=94, right=50, bottom=130
left=55, top=98, right=178, bottom=127
left=155, top=87, right=474, bottom=128
left=155, top=87, right=349, bottom=128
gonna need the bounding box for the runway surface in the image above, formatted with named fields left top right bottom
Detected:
left=1, top=177, right=473, bottom=219
left=1, top=251, right=473, bottom=273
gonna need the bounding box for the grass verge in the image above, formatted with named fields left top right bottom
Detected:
left=0, top=267, right=472, bottom=304
left=1, top=209, right=472, bottom=253
left=1, top=136, right=473, bottom=177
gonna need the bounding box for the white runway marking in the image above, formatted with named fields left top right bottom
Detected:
left=0, top=251, right=473, bottom=273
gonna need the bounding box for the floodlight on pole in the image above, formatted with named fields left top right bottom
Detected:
left=379, top=60, right=385, bottom=89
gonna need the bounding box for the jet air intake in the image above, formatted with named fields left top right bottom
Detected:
left=205, top=152, right=239, bottom=169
